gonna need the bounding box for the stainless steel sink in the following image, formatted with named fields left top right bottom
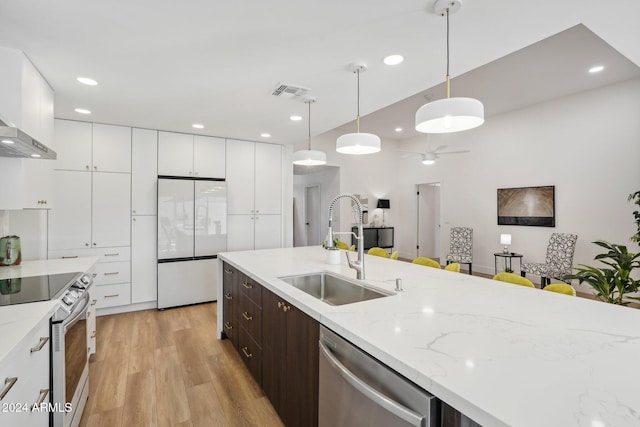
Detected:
left=278, top=272, right=392, bottom=306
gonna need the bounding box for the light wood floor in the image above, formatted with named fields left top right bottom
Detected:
left=79, top=303, right=284, bottom=427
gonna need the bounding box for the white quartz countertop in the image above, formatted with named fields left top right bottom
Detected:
left=0, top=257, right=100, bottom=363
left=218, top=246, right=640, bottom=427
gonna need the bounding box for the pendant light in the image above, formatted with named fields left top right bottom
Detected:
left=415, top=0, right=484, bottom=134
left=336, top=63, right=381, bottom=155
left=293, top=97, right=327, bottom=165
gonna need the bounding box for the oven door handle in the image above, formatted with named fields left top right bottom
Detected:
left=63, top=293, right=90, bottom=330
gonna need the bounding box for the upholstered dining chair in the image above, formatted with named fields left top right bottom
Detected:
left=493, top=272, right=535, bottom=288
left=521, top=233, right=578, bottom=288
left=390, top=251, right=399, bottom=260
left=336, top=240, right=355, bottom=251
left=412, top=257, right=441, bottom=269
left=543, top=283, right=576, bottom=296
left=367, top=247, right=389, bottom=258
left=445, top=227, right=473, bottom=275
left=443, top=262, right=460, bottom=272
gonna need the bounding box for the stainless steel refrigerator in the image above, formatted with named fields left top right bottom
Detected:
left=157, top=177, right=227, bottom=309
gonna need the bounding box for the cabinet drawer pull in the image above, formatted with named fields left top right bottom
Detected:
left=92, top=273, right=98, bottom=278
left=104, top=253, right=120, bottom=257
left=277, top=301, right=283, bottom=308
left=241, top=312, right=253, bottom=321
left=224, top=293, right=233, bottom=300
left=31, top=388, right=49, bottom=411
left=283, top=305, right=291, bottom=312
left=242, top=281, right=253, bottom=289
left=30, top=337, right=49, bottom=353
left=224, top=322, right=233, bottom=330
left=91, top=331, right=96, bottom=338
left=241, top=347, right=252, bottom=358
left=91, top=299, right=97, bottom=306
left=61, top=256, right=79, bottom=259
left=224, top=268, right=233, bottom=274
left=0, top=377, right=18, bottom=401
left=104, top=294, right=119, bottom=298
left=103, top=272, right=120, bottom=276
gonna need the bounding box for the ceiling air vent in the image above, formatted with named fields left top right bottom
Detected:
left=271, top=83, right=310, bottom=99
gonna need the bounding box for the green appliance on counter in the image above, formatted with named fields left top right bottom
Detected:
left=0, top=235, right=22, bottom=266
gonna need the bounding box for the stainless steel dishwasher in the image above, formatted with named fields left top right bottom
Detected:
left=319, top=326, right=440, bottom=427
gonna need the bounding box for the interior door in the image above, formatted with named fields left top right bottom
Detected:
left=305, top=185, right=321, bottom=246
left=417, top=183, right=441, bottom=259
left=157, top=178, right=194, bottom=259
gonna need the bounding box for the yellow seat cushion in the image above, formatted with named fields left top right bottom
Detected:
left=492, top=272, right=535, bottom=288
left=444, top=263, right=460, bottom=272
left=390, top=251, right=399, bottom=260
left=543, top=283, right=576, bottom=296
left=411, top=257, right=441, bottom=269
left=367, top=247, right=389, bottom=258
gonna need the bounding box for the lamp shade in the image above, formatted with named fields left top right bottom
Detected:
left=415, top=97, right=484, bottom=133
left=336, top=132, right=381, bottom=155
left=292, top=149, right=327, bottom=166
left=376, top=199, right=390, bottom=209
left=421, top=153, right=436, bottom=165
left=500, top=234, right=512, bottom=245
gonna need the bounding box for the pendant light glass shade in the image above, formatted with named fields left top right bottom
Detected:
left=421, top=153, right=436, bottom=165
left=293, top=97, right=327, bottom=166
left=337, top=63, right=381, bottom=155
left=415, top=0, right=484, bottom=134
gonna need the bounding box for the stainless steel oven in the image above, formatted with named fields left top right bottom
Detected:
left=51, top=274, right=93, bottom=427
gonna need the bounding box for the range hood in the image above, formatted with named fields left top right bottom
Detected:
left=0, top=120, right=56, bottom=160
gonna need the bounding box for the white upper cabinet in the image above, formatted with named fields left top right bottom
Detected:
left=131, top=128, right=158, bottom=215
left=54, top=119, right=92, bottom=171
left=158, top=131, right=192, bottom=176
left=92, top=123, right=131, bottom=172
left=255, top=143, right=282, bottom=214
left=158, top=132, right=226, bottom=178
left=49, top=171, right=92, bottom=250
left=194, top=135, right=225, bottom=178
left=226, top=140, right=256, bottom=214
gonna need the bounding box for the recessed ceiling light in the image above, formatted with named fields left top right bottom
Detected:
left=290, top=115, right=303, bottom=121
left=395, top=127, right=403, bottom=132
left=383, top=55, right=404, bottom=66
left=192, top=123, right=204, bottom=129
left=589, top=65, right=604, bottom=73
left=1, top=139, right=14, bottom=144
left=77, top=77, right=98, bottom=86
left=75, top=108, right=91, bottom=114
left=260, top=133, right=271, bottom=138
left=31, top=154, right=41, bottom=158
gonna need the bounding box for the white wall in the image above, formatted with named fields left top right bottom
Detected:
left=293, top=166, right=340, bottom=246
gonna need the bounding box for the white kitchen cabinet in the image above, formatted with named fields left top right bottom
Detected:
left=255, top=214, right=282, bottom=249
left=48, top=171, right=130, bottom=250
left=48, top=171, right=92, bottom=250
left=227, top=215, right=254, bottom=252
left=21, top=156, right=54, bottom=209
left=227, top=213, right=281, bottom=251
left=131, top=128, right=158, bottom=215
left=255, top=143, right=282, bottom=214
left=131, top=215, right=157, bottom=304
left=158, top=131, right=225, bottom=178
left=86, top=285, right=97, bottom=355
left=92, top=172, right=131, bottom=247
left=53, top=119, right=92, bottom=172
left=226, top=140, right=255, bottom=214
left=0, top=315, right=51, bottom=427
left=92, top=123, right=131, bottom=173
left=53, top=119, right=132, bottom=173
left=93, top=283, right=131, bottom=309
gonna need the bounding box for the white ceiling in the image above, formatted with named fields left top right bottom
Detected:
left=1, top=0, right=639, bottom=146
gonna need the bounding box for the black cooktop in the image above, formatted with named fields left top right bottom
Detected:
left=0, top=272, right=82, bottom=306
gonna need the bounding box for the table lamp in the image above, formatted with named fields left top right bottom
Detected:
left=500, top=234, right=511, bottom=254
left=377, top=199, right=390, bottom=228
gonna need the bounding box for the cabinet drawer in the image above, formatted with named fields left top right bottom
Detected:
left=94, top=246, right=131, bottom=262
left=48, top=248, right=94, bottom=260
left=239, top=296, right=262, bottom=347
left=94, top=261, right=131, bottom=286
left=238, top=327, right=262, bottom=387
left=239, top=274, right=262, bottom=307
left=94, top=283, right=131, bottom=308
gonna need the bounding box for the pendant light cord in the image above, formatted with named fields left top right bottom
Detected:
left=307, top=100, right=312, bottom=150
left=356, top=68, right=361, bottom=133
left=445, top=7, right=451, bottom=98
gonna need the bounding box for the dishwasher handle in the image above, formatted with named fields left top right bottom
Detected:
left=319, top=339, right=425, bottom=427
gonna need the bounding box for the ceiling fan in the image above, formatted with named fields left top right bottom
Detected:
left=399, top=145, right=470, bottom=165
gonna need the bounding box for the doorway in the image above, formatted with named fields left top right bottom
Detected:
left=416, top=183, right=441, bottom=259
left=305, top=185, right=321, bottom=246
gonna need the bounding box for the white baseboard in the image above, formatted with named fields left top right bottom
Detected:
left=96, top=300, right=157, bottom=317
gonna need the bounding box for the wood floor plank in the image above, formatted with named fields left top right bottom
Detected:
left=78, top=303, right=283, bottom=427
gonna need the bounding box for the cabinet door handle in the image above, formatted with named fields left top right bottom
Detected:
left=0, top=377, right=18, bottom=401
left=93, top=243, right=97, bottom=246
left=91, top=331, right=96, bottom=338
left=224, top=293, right=233, bottom=300
left=31, top=388, right=49, bottom=411
left=61, top=256, right=79, bottom=259
left=283, top=305, right=291, bottom=312
left=104, top=294, right=119, bottom=298
left=85, top=165, right=89, bottom=170
left=94, top=165, right=98, bottom=170
left=30, top=337, right=49, bottom=353
left=104, top=253, right=120, bottom=257
left=85, top=243, right=90, bottom=247
left=224, top=322, right=233, bottom=330
left=224, top=268, right=233, bottom=274
left=104, top=272, right=120, bottom=276
left=241, top=312, right=253, bottom=321
left=91, top=299, right=97, bottom=306
left=242, top=281, right=253, bottom=289
left=241, top=347, right=252, bottom=358
left=277, top=301, right=283, bottom=308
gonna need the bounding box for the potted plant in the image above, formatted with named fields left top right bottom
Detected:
left=564, top=240, right=640, bottom=305
left=629, top=190, right=640, bottom=243
left=322, top=238, right=341, bottom=264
